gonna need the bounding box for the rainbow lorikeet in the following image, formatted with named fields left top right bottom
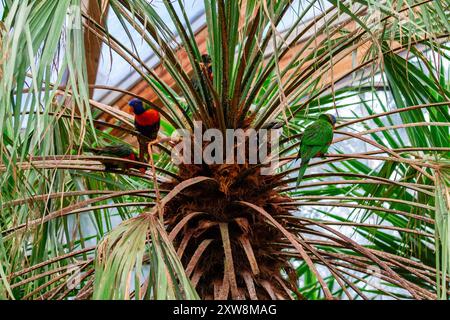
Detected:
left=192, top=54, right=213, bottom=105
left=86, top=144, right=145, bottom=173
left=296, top=114, right=336, bottom=185
left=128, top=98, right=161, bottom=141
left=199, top=53, right=213, bottom=81
left=128, top=98, right=161, bottom=161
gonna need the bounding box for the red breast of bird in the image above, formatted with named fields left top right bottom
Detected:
left=134, top=109, right=160, bottom=126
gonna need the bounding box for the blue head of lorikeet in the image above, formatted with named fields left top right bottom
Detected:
left=129, top=98, right=146, bottom=115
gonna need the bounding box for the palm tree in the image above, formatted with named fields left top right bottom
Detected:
left=0, top=0, right=449, bottom=300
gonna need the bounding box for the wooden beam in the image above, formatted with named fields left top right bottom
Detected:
left=83, top=0, right=109, bottom=97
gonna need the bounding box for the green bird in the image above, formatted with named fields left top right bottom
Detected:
left=84, top=144, right=145, bottom=173
left=296, top=114, right=336, bottom=185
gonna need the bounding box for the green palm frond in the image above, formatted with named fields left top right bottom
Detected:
left=1, top=0, right=449, bottom=300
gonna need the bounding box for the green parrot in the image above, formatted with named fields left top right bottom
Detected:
left=84, top=144, right=145, bottom=173
left=296, top=114, right=336, bottom=185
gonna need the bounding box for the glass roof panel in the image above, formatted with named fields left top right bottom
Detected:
left=94, top=1, right=206, bottom=103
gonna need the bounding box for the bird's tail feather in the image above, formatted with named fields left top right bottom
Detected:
left=82, top=146, right=105, bottom=154
left=72, top=145, right=105, bottom=155
left=296, top=159, right=309, bottom=186
left=296, top=146, right=319, bottom=186
left=72, top=145, right=90, bottom=152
